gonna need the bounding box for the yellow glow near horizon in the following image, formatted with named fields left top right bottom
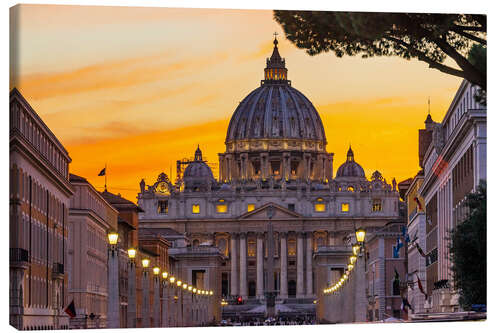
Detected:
left=9, top=5, right=463, bottom=202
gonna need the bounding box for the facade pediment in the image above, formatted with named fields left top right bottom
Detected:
left=238, top=202, right=302, bottom=220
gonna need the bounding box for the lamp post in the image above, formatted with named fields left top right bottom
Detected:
left=182, top=283, right=188, bottom=326
left=152, top=267, right=161, bottom=327
left=176, top=280, right=183, bottom=326
left=161, top=272, right=169, bottom=327
left=169, top=276, right=176, bottom=326
left=127, top=248, right=137, bottom=328
left=107, top=232, right=120, bottom=328
left=353, top=227, right=366, bottom=323
left=141, top=258, right=150, bottom=328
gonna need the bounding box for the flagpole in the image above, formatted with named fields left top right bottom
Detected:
left=105, top=163, right=107, bottom=192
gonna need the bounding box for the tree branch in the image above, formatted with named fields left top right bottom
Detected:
left=450, top=28, right=486, bottom=45
left=385, top=36, right=466, bottom=79
left=452, top=24, right=485, bottom=32
left=432, top=36, right=486, bottom=87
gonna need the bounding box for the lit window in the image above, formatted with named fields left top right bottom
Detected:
left=338, top=187, right=342, bottom=192
left=347, top=186, right=354, bottom=192
left=216, top=204, right=228, bottom=213
left=247, top=204, right=255, bottom=212
left=192, top=204, right=200, bottom=214
left=341, top=203, right=350, bottom=212
left=315, top=198, right=326, bottom=212
left=372, top=199, right=382, bottom=212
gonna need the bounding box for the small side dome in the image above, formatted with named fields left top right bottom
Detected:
left=183, top=146, right=215, bottom=191
left=336, top=146, right=365, bottom=179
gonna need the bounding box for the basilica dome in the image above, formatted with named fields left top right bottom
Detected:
left=225, top=38, right=326, bottom=150
left=336, top=147, right=365, bottom=179
left=183, top=146, right=215, bottom=190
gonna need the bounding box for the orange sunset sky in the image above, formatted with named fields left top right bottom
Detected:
left=10, top=4, right=464, bottom=201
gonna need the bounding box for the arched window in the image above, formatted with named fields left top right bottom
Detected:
left=347, top=186, right=354, bottom=192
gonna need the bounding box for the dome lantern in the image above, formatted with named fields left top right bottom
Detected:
left=263, top=34, right=288, bottom=83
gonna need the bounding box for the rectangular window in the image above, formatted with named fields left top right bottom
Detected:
left=288, top=204, right=295, bottom=211
left=216, top=204, right=228, bottom=213
left=426, top=248, right=438, bottom=267
left=247, top=204, right=255, bottom=212
left=192, top=204, right=200, bottom=214
left=372, top=199, right=382, bottom=212
left=157, top=200, right=168, bottom=214
left=315, top=203, right=326, bottom=212
left=341, top=203, right=350, bottom=212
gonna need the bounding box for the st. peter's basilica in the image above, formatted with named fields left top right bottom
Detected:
left=137, top=37, right=401, bottom=321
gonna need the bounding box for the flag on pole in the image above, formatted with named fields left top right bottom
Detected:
left=417, top=275, right=428, bottom=300
left=401, top=296, right=413, bottom=312
left=98, top=168, right=106, bottom=176
left=415, top=242, right=426, bottom=257
left=64, top=299, right=76, bottom=318
left=413, top=197, right=422, bottom=210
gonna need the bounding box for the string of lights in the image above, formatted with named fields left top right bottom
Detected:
left=323, top=228, right=366, bottom=295
left=126, top=247, right=214, bottom=297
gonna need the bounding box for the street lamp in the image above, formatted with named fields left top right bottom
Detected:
left=108, top=232, right=119, bottom=246
left=107, top=232, right=119, bottom=328
left=355, top=228, right=366, bottom=244
left=176, top=280, right=182, bottom=287
left=169, top=276, right=176, bottom=284
left=127, top=248, right=137, bottom=328
left=153, top=267, right=160, bottom=275
left=352, top=244, right=360, bottom=256
left=141, top=258, right=150, bottom=328
left=142, top=258, right=150, bottom=268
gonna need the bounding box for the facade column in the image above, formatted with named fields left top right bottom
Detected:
left=296, top=232, right=304, bottom=298
left=161, top=281, right=168, bottom=327
left=107, top=246, right=119, bottom=328
left=256, top=233, right=264, bottom=298
left=153, top=274, right=160, bottom=327
left=280, top=232, right=288, bottom=298
left=230, top=233, right=239, bottom=296
left=142, top=269, right=150, bottom=328
left=239, top=232, right=248, bottom=298
left=306, top=232, right=313, bottom=297
left=127, top=261, right=136, bottom=328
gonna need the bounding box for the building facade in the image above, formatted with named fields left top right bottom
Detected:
left=137, top=38, right=401, bottom=322
left=364, top=222, right=408, bottom=321
left=403, top=173, right=428, bottom=315
left=418, top=80, right=486, bottom=313
left=67, top=174, right=119, bottom=328
left=10, top=88, right=74, bottom=330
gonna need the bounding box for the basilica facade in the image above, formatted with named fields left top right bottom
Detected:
left=138, top=38, right=402, bottom=321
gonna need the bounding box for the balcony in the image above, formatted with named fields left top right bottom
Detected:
left=10, top=248, right=29, bottom=269
left=52, top=262, right=64, bottom=279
